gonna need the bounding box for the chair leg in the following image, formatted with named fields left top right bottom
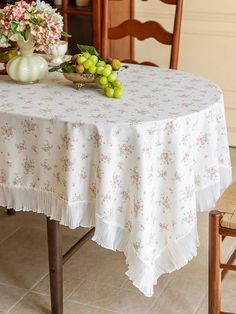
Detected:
left=209, top=210, right=222, bottom=314
left=47, top=218, right=63, bottom=314
left=6, top=208, right=16, bottom=215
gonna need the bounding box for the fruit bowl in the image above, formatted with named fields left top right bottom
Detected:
left=63, top=72, right=95, bottom=90
left=49, top=44, right=123, bottom=98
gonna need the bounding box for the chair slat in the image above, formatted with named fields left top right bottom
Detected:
left=122, top=59, right=158, bottom=67
left=109, top=20, right=173, bottom=45
left=102, top=0, right=184, bottom=69
left=160, top=0, right=178, bottom=4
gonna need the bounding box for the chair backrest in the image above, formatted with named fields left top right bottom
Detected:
left=101, top=0, right=184, bottom=69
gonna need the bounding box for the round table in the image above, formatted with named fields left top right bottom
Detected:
left=0, top=65, right=232, bottom=297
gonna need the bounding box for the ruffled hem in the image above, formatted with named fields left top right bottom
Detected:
left=93, top=216, right=199, bottom=297
left=0, top=184, right=96, bottom=229
left=196, top=166, right=232, bottom=212
left=0, top=167, right=231, bottom=229
left=0, top=166, right=232, bottom=297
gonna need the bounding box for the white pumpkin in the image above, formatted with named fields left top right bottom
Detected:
left=7, top=54, right=48, bottom=83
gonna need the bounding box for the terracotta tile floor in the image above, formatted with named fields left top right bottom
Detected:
left=0, top=148, right=235, bottom=314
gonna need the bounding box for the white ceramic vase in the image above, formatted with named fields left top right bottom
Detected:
left=7, top=34, right=48, bottom=84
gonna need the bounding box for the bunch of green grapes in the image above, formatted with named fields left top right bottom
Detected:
left=73, top=52, right=123, bottom=99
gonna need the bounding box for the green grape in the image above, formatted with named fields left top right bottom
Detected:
left=95, top=76, right=101, bottom=84
left=97, top=60, right=106, bottom=67
left=88, top=65, right=96, bottom=74
left=82, top=52, right=91, bottom=59
left=105, top=64, right=112, bottom=71
left=113, top=79, right=122, bottom=88
left=101, top=83, right=108, bottom=89
left=76, top=55, right=86, bottom=65
left=105, top=87, right=114, bottom=98
left=111, top=59, right=121, bottom=70
left=83, top=59, right=93, bottom=69
left=89, top=55, right=98, bottom=65
left=96, top=66, right=104, bottom=75
left=102, top=68, right=112, bottom=77
left=100, top=76, right=108, bottom=85
left=114, top=87, right=123, bottom=98
left=108, top=72, right=117, bottom=83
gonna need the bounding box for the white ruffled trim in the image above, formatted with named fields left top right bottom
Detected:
left=0, top=167, right=231, bottom=229
left=93, top=217, right=199, bottom=297
left=0, top=166, right=232, bottom=297
left=196, top=166, right=232, bottom=212
left=0, top=184, right=96, bottom=229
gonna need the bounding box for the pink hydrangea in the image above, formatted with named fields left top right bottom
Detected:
left=0, top=0, right=64, bottom=51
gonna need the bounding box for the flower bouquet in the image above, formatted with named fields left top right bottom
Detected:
left=0, top=0, right=67, bottom=83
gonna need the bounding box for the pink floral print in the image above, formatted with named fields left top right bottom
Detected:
left=0, top=64, right=232, bottom=297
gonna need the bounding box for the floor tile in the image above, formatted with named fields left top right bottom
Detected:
left=0, top=259, right=47, bottom=290
left=149, top=271, right=208, bottom=314
left=0, top=223, right=20, bottom=246
left=0, top=208, right=90, bottom=241
left=0, top=227, right=48, bottom=289
left=196, top=295, right=207, bottom=314
left=33, top=273, right=84, bottom=299
left=64, top=241, right=127, bottom=288
left=221, top=271, right=236, bottom=313
left=0, top=284, right=27, bottom=312
left=61, top=226, right=92, bottom=253
left=9, top=292, right=117, bottom=314
left=0, top=209, right=46, bottom=231
left=0, top=227, right=48, bottom=265
left=64, top=301, right=118, bottom=314
left=196, top=272, right=236, bottom=314
left=9, top=292, right=51, bottom=314
left=68, top=279, right=155, bottom=314
left=0, top=225, right=89, bottom=289
left=121, top=273, right=172, bottom=298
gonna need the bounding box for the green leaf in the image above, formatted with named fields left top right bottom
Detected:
left=63, top=65, right=75, bottom=73
left=48, top=61, right=75, bottom=73
left=10, top=21, right=19, bottom=33
left=48, top=61, right=70, bottom=72
left=29, top=17, right=40, bottom=25
left=77, top=44, right=100, bottom=58
left=61, top=31, right=72, bottom=38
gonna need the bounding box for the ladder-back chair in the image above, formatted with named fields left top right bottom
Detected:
left=209, top=181, right=236, bottom=314
left=101, top=0, right=184, bottom=69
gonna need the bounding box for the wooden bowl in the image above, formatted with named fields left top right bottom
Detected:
left=63, top=72, right=95, bottom=89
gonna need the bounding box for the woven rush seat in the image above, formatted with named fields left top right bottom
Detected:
left=216, top=180, right=236, bottom=230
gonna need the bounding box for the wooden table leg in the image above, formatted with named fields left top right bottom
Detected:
left=6, top=208, right=16, bottom=215
left=47, top=218, right=63, bottom=314
left=209, top=210, right=222, bottom=314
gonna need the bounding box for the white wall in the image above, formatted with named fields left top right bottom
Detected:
left=135, top=0, right=236, bottom=146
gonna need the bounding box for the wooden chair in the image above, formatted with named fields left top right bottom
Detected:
left=209, top=181, right=236, bottom=314
left=101, top=0, right=184, bottom=69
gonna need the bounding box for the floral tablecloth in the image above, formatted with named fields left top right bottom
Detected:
left=0, top=65, right=232, bottom=297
